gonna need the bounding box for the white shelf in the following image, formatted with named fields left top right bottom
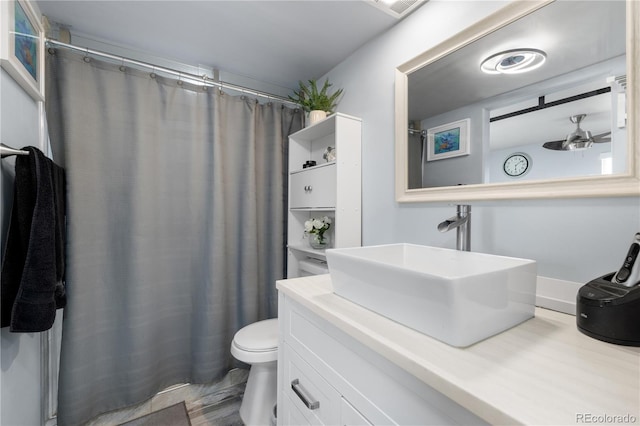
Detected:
left=290, top=161, right=336, bottom=175
left=287, top=113, right=361, bottom=278
left=290, top=207, right=336, bottom=212
left=288, top=244, right=328, bottom=257
left=289, top=113, right=361, bottom=142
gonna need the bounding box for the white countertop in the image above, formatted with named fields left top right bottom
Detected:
left=276, top=274, right=640, bottom=425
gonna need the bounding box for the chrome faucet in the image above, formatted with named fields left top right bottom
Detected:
left=437, top=205, right=471, bottom=251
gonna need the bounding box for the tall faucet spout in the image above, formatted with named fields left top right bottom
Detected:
left=437, top=215, right=468, bottom=233
left=437, top=205, right=471, bottom=251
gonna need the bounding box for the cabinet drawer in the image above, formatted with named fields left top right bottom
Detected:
left=290, top=164, right=336, bottom=208
left=341, top=398, right=373, bottom=426
left=282, top=343, right=341, bottom=425
left=281, top=393, right=313, bottom=426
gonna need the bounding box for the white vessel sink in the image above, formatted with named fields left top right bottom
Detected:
left=325, top=244, right=537, bottom=347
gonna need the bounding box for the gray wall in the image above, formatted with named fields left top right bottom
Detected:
left=323, top=0, right=640, bottom=284
left=0, top=69, right=44, bottom=426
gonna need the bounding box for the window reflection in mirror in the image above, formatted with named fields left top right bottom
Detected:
left=406, top=0, right=626, bottom=190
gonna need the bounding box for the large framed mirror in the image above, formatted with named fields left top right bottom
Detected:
left=395, top=0, right=639, bottom=202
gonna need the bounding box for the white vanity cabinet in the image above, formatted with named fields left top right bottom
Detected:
left=287, top=113, right=361, bottom=278
left=278, top=275, right=640, bottom=425
left=276, top=291, right=488, bottom=426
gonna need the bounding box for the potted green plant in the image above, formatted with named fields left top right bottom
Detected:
left=289, top=78, right=343, bottom=126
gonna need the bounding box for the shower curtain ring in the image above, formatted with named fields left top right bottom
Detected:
left=119, top=58, right=126, bottom=72
left=83, top=48, right=91, bottom=63
left=177, top=73, right=183, bottom=86
left=150, top=67, right=156, bottom=79
left=202, top=75, right=209, bottom=91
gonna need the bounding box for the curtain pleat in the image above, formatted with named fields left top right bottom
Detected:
left=45, top=49, right=302, bottom=426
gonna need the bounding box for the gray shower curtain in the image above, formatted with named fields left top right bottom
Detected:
left=45, top=49, right=302, bottom=425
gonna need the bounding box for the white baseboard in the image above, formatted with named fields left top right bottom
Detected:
left=535, top=276, right=584, bottom=316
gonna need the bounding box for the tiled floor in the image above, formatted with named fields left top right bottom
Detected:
left=85, top=369, right=248, bottom=426
left=188, top=393, right=244, bottom=426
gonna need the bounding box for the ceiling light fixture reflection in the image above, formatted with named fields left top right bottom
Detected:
left=481, top=49, right=547, bottom=75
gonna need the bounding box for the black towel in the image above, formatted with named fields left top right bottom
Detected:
left=1, top=146, right=66, bottom=332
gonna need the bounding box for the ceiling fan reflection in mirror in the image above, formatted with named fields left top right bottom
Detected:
left=542, top=114, right=611, bottom=151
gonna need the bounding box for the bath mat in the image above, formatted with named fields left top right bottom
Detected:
left=120, top=402, right=191, bottom=426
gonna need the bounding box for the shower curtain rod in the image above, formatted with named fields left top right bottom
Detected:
left=45, top=39, right=299, bottom=107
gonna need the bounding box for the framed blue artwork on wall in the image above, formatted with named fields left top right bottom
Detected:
left=426, top=118, right=470, bottom=161
left=1, top=0, right=44, bottom=101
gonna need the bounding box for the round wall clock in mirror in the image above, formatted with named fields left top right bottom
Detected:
left=503, top=153, right=531, bottom=177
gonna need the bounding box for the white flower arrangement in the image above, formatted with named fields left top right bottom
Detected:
left=304, top=216, right=331, bottom=244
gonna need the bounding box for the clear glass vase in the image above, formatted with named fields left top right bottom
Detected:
left=308, top=233, right=331, bottom=250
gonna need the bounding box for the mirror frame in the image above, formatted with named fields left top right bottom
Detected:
left=395, top=0, right=640, bottom=202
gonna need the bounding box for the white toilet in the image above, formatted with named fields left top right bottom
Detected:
left=231, top=318, right=279, bottom=426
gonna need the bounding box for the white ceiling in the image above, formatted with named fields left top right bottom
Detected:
left=407, top=1, right=625, bottom=121
left=35, top=0, right=415, bottom=92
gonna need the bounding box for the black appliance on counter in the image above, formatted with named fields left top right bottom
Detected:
left=577, top=273, right=640, bottom=346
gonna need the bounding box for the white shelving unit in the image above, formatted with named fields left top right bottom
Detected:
left=287, top=113, right=362, bottom=278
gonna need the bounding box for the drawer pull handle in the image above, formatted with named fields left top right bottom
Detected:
left=304, top=185, right=313, bottom=192
left=291, top=379, right=320, bottom=410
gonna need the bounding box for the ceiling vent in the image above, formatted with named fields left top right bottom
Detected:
left=607, top=74, right=627, bottom=90
left=367, top=0, right=426, bottom=19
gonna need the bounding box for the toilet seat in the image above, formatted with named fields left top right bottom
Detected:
left=231, top=318, right=278, bottom=364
